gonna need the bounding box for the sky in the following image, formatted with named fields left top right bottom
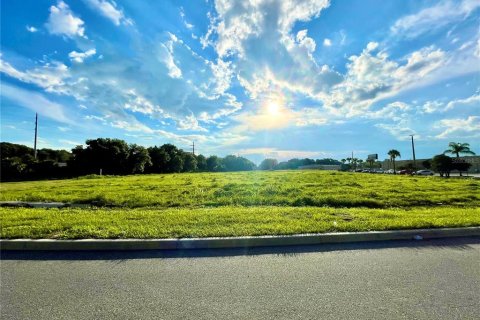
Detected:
left=1, top=0, right=479, bottom=163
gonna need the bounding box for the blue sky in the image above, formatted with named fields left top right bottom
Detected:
left=1, top=0, right=479, bottom=163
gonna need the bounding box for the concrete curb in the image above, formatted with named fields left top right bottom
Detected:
left=1, top=227, right=479, bottom=251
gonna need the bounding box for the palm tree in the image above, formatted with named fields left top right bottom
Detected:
left=444, top=142, right=476, bottom=176
left=387, top=149, right=401, bottom=174
left=341, top=159, right=346, bottom=164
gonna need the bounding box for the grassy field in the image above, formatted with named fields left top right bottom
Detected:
left=1, top=171, right=479, bottom=238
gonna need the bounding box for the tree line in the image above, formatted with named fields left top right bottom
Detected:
left=0, top=139, right=340, bottom=181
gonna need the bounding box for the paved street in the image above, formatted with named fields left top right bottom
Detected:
left=2, top=238, right=479, bottom=320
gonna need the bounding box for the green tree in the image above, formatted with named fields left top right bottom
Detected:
left=147, top=146, right=169, bottom=173
left=128, top=144, right=151, bottom=174
left=195, top=154, right=207, bottom=172
left=259, top=158, right=278, bottom=170
left=71, top=138, right=130, bottom=175
left=206, top=155, right=221, bottom=172
left=183, top=153, right=198, bottom=172
left=431, top=154, right=453, bottom=177
left=422, top=160, right=431, bottom=169
left=443, top=142, right=475, bottom=176
left=387, top=149, right=401, bottom=174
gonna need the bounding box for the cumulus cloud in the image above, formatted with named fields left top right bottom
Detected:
left=177, top=114, right=209, bottom=132
left=321, top=43, right=449, bottom=117
left=323, top=38, right=331, bottom=46
left=202, top=0, right=337, bottom=100
left=45, top=1, right=86, bottom=38
left=391, top=0, right=480, bottom=39
left=68, top=49, right=96, bottom=63
left=421, top=100, right=444, bottom=114
left=84, top=0, right=133, bottom=26
left=435, top=116, right=480, bottom=139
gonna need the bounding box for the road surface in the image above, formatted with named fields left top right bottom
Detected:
left=2, top=237, right=479, bottom=320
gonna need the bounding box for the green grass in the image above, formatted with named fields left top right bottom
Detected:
left=1, top=206, right=479, bottom=239
left=1, top=171, right=479, bottom=208
left=1, top=171, right=479, bottom=239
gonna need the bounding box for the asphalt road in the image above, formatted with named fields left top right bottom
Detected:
left=1, top=238, right=479, bottom=320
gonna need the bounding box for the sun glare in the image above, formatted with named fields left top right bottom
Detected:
left=266, top=101, right=281, bottom=115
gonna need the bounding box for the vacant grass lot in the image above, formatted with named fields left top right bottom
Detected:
left=1, top=171, right=479, bottom=208
left=1, top=171, right=479, bottom=238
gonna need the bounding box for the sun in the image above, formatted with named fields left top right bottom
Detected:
left=266, top=101, right=281, bottom=115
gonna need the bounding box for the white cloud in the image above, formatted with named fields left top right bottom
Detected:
left=422, top=100, right=444, bottom=114
left=238, top=147, right=328, bottom=161
left=321, top=44, right=448, bottom=117
left=323, top=38, right=331, bottom=46
left=177, top=115, right=209, bottom=132
left=45, top=1, right=86, bottom=38
left=233, top=95, right=331, bottom=132
left=59, top=139, right=81, bottom=146
left=296, top=29, right=317, bottom=57
left=445, top=94, right=480, bottom=111
left=123, top=89, right=166, bottom=115
left=85, top=115, right=107, bottom=123
left=375, top=119, right=417, bottom=141
left=158, top=37, right=182, bottom=79
left=368, top=102, right=411, bottom=120
left=391, top=0, right=480, bottom=39
left=0, top=57, right=69, bottom=93
left=84, top=0, right=133, bottom=26
left=435, top=116, right=480, bottom=139
left=394, top=46, right=446, bottom=80
left=1, top=83, right=73, bottom=124
left=68, top=49, right=96, bottom=63
left=202, top=0, right=336, bottom=99
left=26, top=25, right=38, bottom=33
left=58, top=126, right=71, bottom=132
left=111, top=120, right=154, bottom=133
left=180, top=7, right=194, bottom=29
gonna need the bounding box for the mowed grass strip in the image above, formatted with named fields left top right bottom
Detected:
left=1, top=206, right=479, bottom=239
left=1, top=171, right=479, bottom=208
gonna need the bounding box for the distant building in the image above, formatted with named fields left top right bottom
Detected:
left=298, top=164, right=341, bottom=170
left=381, top=156, right=480, bottom=173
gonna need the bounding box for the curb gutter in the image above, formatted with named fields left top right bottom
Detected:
left=1, top=227, right=479, bottom=251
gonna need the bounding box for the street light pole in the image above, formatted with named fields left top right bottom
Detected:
left=409, top=134, right=416, bottom=170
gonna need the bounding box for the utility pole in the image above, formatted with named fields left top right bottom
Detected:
left=190, top=141, right=195, bottom=156
left=409, top=134, right=416, bottom=170
left=34, top=113, right=38, bottom=160
left=351, top=151, right=355, bottom=170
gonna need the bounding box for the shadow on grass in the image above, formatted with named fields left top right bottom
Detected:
left=1, top=236, right=479, bottom=261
